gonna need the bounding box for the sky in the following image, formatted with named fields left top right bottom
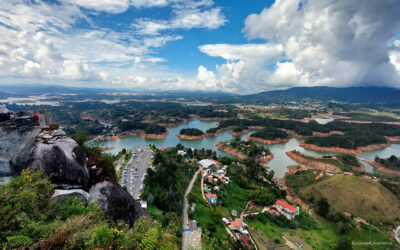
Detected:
left=0, top=0, right=400, bottom=94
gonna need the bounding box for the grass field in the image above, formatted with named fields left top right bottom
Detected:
left=220, top=181, right=249, bottom=216
left=245, top=216, right=340, bottom=250
left=285, top=169, right=327, bottom=192
left=299, top=175, right=400, bottom=223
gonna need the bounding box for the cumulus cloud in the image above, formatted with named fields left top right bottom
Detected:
left=0, top=0, right=224, bottom=90
left=199, top=0, right=400, bottom=93
left=133, top=2, right=226, bottom=35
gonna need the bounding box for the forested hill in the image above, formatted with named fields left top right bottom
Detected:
left=220, top=86, right=400, bottom=106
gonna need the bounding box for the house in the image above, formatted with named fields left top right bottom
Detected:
left=273, top=200, right=299, bottom=220
left=206, top=193, right=217, bottom=204
left=222, top=218, right=230, bottom=225
left=208, top=176, right=213, bottom=183
left=177, top=150, right=186, bottom=156
left=269, top=209, right=279, bottom=217
left=198, top=159, right=217, bottom=169
left=231, top=218, right=242, bottom=229
left=239, top=234, right=252, bottom=249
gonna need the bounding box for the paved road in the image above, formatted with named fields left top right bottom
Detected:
left=182, top=168, right=201, bottom=250
left=121, top=146, right=153, bottom=200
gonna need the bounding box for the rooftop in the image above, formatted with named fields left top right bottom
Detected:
left=276, top=200, right=296, bottom=212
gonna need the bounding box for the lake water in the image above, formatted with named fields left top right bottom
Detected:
left=95, top=118, right=400, bottom=178
left=314, top=116, right=335, bottom=124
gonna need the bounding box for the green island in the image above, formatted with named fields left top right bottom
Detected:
left=178, top=128, right=204, bottom=136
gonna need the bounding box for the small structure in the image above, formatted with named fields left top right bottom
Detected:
left=198, top=159, right=217, bottom=169
left=273, top=200, right=299, bottom=220
left=208, top=176, right=213, bottom=183
left=269, top=209, right=280, bottom=217
left=231, top=210, right=238, bottom=217
left=222, top=218, right=230, bottom=225
left=140, top=200, right=147, bottom=209
left=178, top=150, right=186, bottom=156
left=239, top=234, right=252, bottom=249
left=206, top=193, right=217, bottom=204
left=190, top=220, right=198, bottom=231
left=231, top=218, right=242, bottom=229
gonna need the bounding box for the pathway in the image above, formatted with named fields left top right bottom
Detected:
left=182, top=168, right=201, bottom=250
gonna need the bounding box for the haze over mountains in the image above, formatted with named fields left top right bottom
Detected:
left=2, top=84, right=400, bottom=107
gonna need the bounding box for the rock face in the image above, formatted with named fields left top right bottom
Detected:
left=0, top=125, right=89, bottom=188
left=31, top=129, right=89, bottom=188
left=0, top=126, right=41, bottom=181
left=89, top=181, right=148, bottom=225
left=52, top=189, right=90, bottom=205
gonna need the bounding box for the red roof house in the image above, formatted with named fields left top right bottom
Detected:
left=231, top=218, right=242, bottom=229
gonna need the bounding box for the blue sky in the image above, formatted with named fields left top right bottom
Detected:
left=0, top=0, right=399, bottom=93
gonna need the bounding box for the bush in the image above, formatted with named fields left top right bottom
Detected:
left=57, top=198, right=87, bottom=220
left=7, top=235, right=33, bottom=248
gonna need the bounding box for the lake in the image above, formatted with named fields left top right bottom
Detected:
left=95, top=118, right=400, bottom=178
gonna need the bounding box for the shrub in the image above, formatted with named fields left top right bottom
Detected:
left=7, top=235, right=33, bottom=248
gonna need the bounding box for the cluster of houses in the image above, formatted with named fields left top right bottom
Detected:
left=222, top=218, right=252, bottom=249
left=198, top=159, right=230, bottom=204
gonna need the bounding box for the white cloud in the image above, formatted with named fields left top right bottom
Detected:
left=199, top=0, right=400, bottom=92
left=197, top=65, right=218, bottom=89
left=62, top=0, right=131, bottom=13
left=134, top=7, right=226, bottom=35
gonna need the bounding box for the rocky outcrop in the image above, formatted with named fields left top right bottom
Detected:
left=286, top=151, right=341, bottom=174
left=0, top=126, right=41, bottom=178
left=176, top=134, right=205, bottom=140
left=52, top=189, right=90, bottom=205
left=246, top=136, right=289, bottom=145
left=300, top=141, right=391, bottom=154
left=89, top=181, right=148, bottom=226
left=31, top=129, right=89, bottom=188
left=0, top=124, right=89, bottom=188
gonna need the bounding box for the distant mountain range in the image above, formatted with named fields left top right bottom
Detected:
left=1, top=84, right=399, bottom=107
left=221, top=86, right=400, bottom=106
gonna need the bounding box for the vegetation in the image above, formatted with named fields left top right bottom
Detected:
left=141, top=149, right=193, bottom=213
left=250, top=127, right=288, bottom=140
left=375, top=155, right=400, bottom=170
left=221, top=139, right=270, bottom=158
left=0, top=169, right=179, bottom=249
left=144, top=124, right=167, bottom=134
left=178, top=128, right=204, bottom=136
left=304, top=131, right=387, bottom=149
left=298, top=175, right=400, bottom=223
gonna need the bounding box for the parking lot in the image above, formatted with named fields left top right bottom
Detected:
left=121, top=146, right=153, bottom=200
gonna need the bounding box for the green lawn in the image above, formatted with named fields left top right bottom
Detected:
left=299, top=175, right=400, bottom=223
left=220, top=182, right=249, bottom=217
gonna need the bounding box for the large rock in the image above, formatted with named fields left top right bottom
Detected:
left=52, top=189, right=90, bottom=205
left=0, top=125, right=89, bottom=188
left=0, top=126, right=41, bottom=178
left=89, top=181, right=147, bottom=225
left=31, top=129, right=89, bottom=188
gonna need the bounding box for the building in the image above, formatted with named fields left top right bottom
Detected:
left=269, top=209, right=280, bottom=217
left=273, top=200, right=299, bottom=220
left=140, top=200, right=147, bottom=209
left=178, top=150, right=186, bottom=156
left=198, top=159, right=217, bottom=169
left=205, top=193, right=217, bottom=204
left=239, top=234, right=252, bottom=249
left=231, top=218, right=242, bottom=229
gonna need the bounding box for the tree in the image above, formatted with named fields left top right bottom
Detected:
left=316, top=198, right=330, bottom=218
left=249, top=189, right=276, bottom=206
